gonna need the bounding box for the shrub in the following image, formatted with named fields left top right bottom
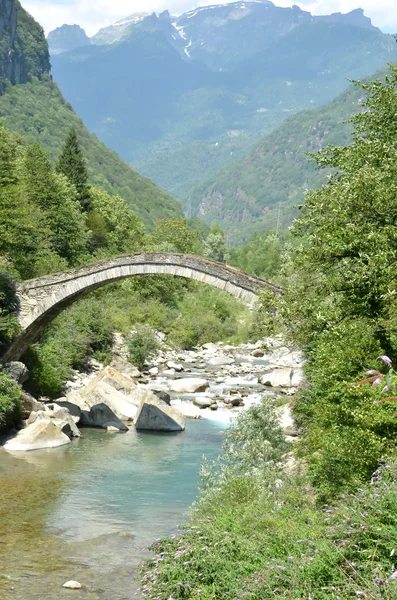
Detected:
left=0, top=369, right=23, bottom=431
left=126, top=326, right=159, bottom=369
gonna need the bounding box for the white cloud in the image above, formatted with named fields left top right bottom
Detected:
left=20, top=0, right=397, bottom=36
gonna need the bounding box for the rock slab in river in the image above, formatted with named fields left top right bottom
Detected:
left=4, top=420, right=71, bottom=452
left=80, top=403, right=129, bottom=431
left=168, top=378, right=209, bottom=393
left=69, top=366, right=145, bottom=421
left=134, top=392, right=185, bottom=431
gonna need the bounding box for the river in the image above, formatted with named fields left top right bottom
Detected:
left=0, top=418, right=226, bottom=599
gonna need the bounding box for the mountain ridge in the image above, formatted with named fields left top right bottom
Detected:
left=0, top=0, right=183, bottom=227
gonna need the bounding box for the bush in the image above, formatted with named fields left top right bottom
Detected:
left=142, top=453, right=397, bottom=599
left=0, top=269, right=20, bottom=354
left=126, top=326, right=159, bottom=369
left=0, top=369, right=22, bottom=431
left=292, top=319, right=397, bottom=499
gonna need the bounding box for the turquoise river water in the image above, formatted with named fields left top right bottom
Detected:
left=0, top=418, right=226, bottom=600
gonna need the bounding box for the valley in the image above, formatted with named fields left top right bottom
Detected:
left=2, top=1, right=397, bottom=599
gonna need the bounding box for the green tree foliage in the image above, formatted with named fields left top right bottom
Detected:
left=262, top=64, right=397, bottom=497
left=0, top=368, right=23, bottom=432
left=149, top=218, right=198, bottom=253
left=203, top=224, right=228, bottom=262
left=88, top=187, right=146, bottom=255
left=0, top=267, right=20, bottom=354
left=126, top=326, right=159, bottom=369
left=229, top=230, right=290, bottom=280
left=56, top=127, right=91, bottom=210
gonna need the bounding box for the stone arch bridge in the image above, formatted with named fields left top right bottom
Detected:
left=2, top=253, right=282, bottom=363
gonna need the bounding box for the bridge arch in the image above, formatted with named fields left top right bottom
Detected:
left=1, top=253, right=281, bottom=363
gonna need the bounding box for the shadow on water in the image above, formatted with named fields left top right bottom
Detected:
left=0, top=418, right=226, bottom=599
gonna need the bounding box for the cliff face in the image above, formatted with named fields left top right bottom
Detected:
left=0, top=0, right=50, bottom=93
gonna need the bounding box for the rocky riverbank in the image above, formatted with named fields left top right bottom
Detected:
left=2, top=332, right=303, bottom=452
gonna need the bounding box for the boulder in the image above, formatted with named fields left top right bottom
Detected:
left=167, top=361, right=184, bottom=372
left=152, top=390, right=172, bottom=405
left=148, top=366, right=159, bottom=376
left=210, top=403, right=218, bottom=411
left=269, top=347, right=304, bottom=368
left=193, top=397, right=213, bottom=409
left=252, top=349, right=265, bottom=358
left=168, top=378, right=209, bottom=394
left=207, top=356, right=234, bottom=366
left=80, top=403, right=129, bottom=431
left=260, top=368, right=303, bottom=388
left=109, top=356, right=142, bottom=378
left=6, top=361, right=29, bottom=385
left=134, top=392, right=185, bottom=431
left=27, top=405, right=81, bottom=439
left=4, top=420, right=71, bottom=452
left=69, top=367, right=145, bottom=421
left=62, top=581, right=82, bottom=589
left=22, top=393, right=45, bottom=419
left=53, top=400, right=81, bottom=424
left=201, top=343, right=218, bottom=353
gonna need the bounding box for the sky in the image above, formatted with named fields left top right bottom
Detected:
left=21, top=0, right=397, bottom=36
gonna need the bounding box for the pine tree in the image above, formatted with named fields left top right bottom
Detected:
left=56, top=127, right=91, bottom=210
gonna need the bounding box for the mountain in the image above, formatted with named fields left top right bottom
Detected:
left=91, top=13, right=150, bottom=45
left=0, top=0, right=182, bottom=227
left=172, top=2, right=379, bottom=71
left=188, top=76, right=378, bottom=243
left=0, top=0, right=50, bottom=93
left=50, top=4, right=397, bottom=202
left=47, top=24, right=90, bottom=55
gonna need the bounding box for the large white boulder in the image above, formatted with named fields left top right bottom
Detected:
left=27, top=405, right=81, bottom=439
left=68, top=367, right=145, bottom=421
left=260, top=368, right=303, bottom=388
left=168, top=378, right=209, bottom=394
left=4, top=420, right=71, bottom=452
left=134, top=392, right=185, bottom=431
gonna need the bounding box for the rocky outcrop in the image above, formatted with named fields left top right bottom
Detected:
left=134, top=392, right=185, bottom=431
left=47, top=24, right=90, bottom=56
left=4, top=419, right=71, bottom=451
left=0, top=0, right=51, bottom=94
left=5, top=361, right=29, bottom=384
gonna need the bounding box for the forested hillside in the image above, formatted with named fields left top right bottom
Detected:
left=190, top=74, right=380, bottom=242
left=0, top=0, right=182, bottom=227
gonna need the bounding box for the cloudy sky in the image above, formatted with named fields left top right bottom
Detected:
left=21, top=0, right=397, bottom=36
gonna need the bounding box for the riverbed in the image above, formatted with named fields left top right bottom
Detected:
left=0, top=418, right=226, bottom=599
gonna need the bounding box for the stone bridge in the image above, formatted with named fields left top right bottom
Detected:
left=1, top=253, right=282, bottom=362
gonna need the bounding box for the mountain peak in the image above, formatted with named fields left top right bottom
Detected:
left=91, top=12, right=150, bottom=45
left=47, top=24, right=91, bottom=55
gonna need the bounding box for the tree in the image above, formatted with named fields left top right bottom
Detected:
left=149, top=218, right=197, bottom=254
left=56, top=127, right=90, bottom=210
left=277, top=64, right=397, bottom=352
left=203, top=224, right=228, bottom=262
left=88, top=187, right=145, bottom=255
